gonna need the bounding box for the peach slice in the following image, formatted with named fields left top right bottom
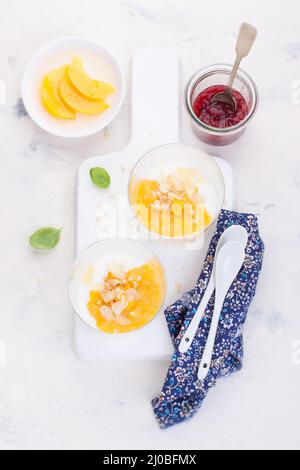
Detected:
left=59, top=70, right=109, bottom=115
left=68, top=56, right=115, bottom=101
left=41, top=66, right=76, bottom=120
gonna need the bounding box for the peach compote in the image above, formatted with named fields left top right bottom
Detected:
left=87, top=259, right=165, bottom=334
left=130, top=168, right=211, bottom=238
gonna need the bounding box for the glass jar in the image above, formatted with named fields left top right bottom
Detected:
left=184, top=64, right=259, bottom=146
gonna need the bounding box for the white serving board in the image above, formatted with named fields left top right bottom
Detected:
left=75, top=49, right=234, bottom=360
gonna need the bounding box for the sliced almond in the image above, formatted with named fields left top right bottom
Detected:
left=168, top=192, right=183, bottom=200
left=100, top=306, right=114, bottom=321
left=114, top=287, right=125, bottom=297
left=100, top=290, right=116, bottom=303
left=112, top=299, right=128, bottom=316
left=114, top=314, right=132, bottom=326
left=125, top=288, right=141, bottom=302
left=150, top=201, right=161, bottom=211
left=105, top=279, right=121, bottom=289
left=160, top=194, right=170, bottom=204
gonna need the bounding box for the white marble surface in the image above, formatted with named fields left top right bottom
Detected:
left=0, top=0, right=300, bottom=450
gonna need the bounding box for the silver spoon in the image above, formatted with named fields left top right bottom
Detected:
left=212, top=23, right=257, bottom=111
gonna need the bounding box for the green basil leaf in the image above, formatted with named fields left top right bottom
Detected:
left=90, top=167, right=111, bottom=189
left=29, top=227, right=62, bottom=250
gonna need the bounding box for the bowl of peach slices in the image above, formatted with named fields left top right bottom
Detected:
left=69, top=239, right=166, bottom=334
left=22, top=37, right=125, bottom=138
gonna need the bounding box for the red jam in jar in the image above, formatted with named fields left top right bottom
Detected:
left=192, top=85, right=249, bottom=129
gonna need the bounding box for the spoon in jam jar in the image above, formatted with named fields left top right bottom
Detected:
left=212, top=23, right=257, bottom=111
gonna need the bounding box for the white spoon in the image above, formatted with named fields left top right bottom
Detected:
left=198, top=241, right=246, bottom=381
left=179, top=225, right=248, bottom=354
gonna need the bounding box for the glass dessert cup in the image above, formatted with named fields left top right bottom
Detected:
left=69, top=239, right=166, bottom=334
left=128, top=143, right=225, bottom=240
left=185, top=64, right=258, bottom=146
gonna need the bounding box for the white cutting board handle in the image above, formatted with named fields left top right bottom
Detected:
left=131, top=48, right=180, bottom=147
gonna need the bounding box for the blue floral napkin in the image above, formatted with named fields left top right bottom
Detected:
left=152, top=210, right=264, bottom=428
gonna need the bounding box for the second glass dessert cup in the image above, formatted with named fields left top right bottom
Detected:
left=128, top=143, right=225, bottom=240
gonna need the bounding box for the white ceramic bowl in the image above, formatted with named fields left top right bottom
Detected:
left=22, top=37, right=125, bottom=138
